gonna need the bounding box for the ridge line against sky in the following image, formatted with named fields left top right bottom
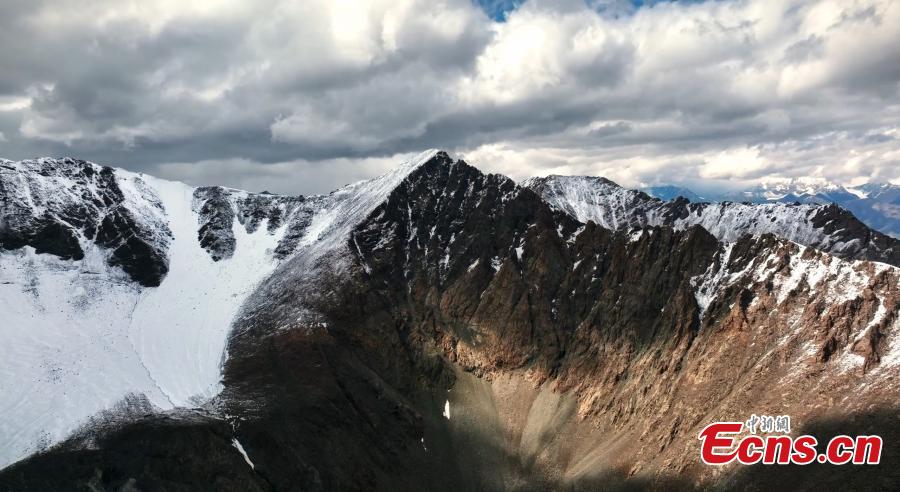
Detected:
left=0, top=0, right=898, bottom=195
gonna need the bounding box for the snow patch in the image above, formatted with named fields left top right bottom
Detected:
left=231, top=438, right=255, bottom=469
left=690, top=243, right=736, bottom=317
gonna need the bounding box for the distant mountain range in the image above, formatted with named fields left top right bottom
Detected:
left=640, top=184, right=707, bottom=203
left=642, top=178, right=900, bottom=238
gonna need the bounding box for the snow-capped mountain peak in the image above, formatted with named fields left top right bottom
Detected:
left=293, top=148, right=442, bottom=255
left=757, top=176, right=842, bottom=199
left=522, top=175, right=653, bottom=230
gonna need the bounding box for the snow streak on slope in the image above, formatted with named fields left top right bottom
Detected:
left=690, top=236, right=900, bottom=386
left=523, top=175, right=662, bottom=230
left=691, top=240, right=895, bottom=321
left=234, top=149, right=443, bottom=332
left=0, top=170, right=286, bottom=469
left=668, top=202, right=826, bottom=244
left=298, top=149, right=441, bottom=257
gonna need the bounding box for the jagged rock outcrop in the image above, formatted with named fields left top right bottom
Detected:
left=194, top=186, right=306, bottom=261
left=0, top=158, right=171, bottom=286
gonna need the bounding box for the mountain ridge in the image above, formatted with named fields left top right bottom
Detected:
left=1, top=151, right=899, bottom=490
left=524, top=174, right=900, bottom=267
left=636, top=177, right=900, bottom=239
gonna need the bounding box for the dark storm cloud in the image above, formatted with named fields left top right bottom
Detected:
left=0, top=0, right=898, bottom=194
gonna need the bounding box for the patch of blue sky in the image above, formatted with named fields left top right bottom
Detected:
left=475, top=0, right=715, bottom=22
left=475, top=0, right=525, bottom=21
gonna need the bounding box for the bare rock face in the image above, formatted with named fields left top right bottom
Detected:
left=2, top=152, right=898, bottom=491
left=194, top=186, right=307, bottom=261
left=0, top=158, right=171, bottom=286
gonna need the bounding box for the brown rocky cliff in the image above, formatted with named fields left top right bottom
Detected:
left=340, top=158, right=900, bottom=488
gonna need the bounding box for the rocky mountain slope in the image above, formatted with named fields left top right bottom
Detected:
left=0, top=157, right=171, bottom=286
left=525, top=175, right=899, bottom=267
left=1, top=152, right=898, bottom=490
left=740, top=180, right=900, bottom=240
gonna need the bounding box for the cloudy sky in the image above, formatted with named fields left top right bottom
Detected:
left=1, top=0, right=898, bottom=195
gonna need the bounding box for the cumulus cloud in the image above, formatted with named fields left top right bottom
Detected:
left=0, top=0, right=898, bottom=193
